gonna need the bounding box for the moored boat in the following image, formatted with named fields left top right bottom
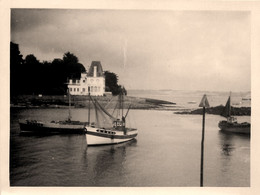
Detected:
left=85, top=87, right=138, bottom=146
left=19, top=91, right=87, bottom=134
left=86, top=124, right=138, bottom=146
left=19, top=119, right=88, bottom=134
left=218, top=93, right=250, bottom=134
left=218, top=117, right=250, bottom=134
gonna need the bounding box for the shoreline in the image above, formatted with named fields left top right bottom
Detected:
left=10, top=94, right=177, bottom=110
left=10, top=95, right=251, bottom=116
left=175, top=105, right=251, bottom=116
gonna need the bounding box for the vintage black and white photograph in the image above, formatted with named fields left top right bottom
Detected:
left=4, top=1, right=258, bottom=191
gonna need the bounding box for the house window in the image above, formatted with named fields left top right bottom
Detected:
left=70, top=88, right=72, bottom=92
left=77, top=88, right=79, bottom=92
left=83, top=88, right=85, bottom=92
left=74, top=88, right=76, bottom=92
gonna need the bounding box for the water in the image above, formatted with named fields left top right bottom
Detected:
left=128, top=89, right=251, bottom=109
left=10, top=90, right=250, bottom=186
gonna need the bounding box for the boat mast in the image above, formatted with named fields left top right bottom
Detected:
left=121, top=88, right=124, bottom=117
left=229, top=91, right=231, bottom=117
left=124, top=105, right=131, bottom=118
left=68, top=89, right=72, bottom=122
left=88, top=86, right=91, bottom=124
left=94, top=99, right=100, bottom=126
left=120, top=87, right=126, bottom=126
left=118, top=86, right=124, bottom=119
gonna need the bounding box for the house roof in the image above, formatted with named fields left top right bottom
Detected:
left=87, top=61, right=104, bottom=77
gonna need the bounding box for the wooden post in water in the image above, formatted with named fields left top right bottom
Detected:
left=199, top=94, right=210, bottom=187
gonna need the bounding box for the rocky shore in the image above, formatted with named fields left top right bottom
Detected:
left=10, top=95, right=251, bottom=116
left=175, top=105, right=251, bottom=116
left=10, top=95, right=176, bottom=110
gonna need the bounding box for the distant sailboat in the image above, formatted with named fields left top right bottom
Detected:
left=85, top=87, right=138, bottom=146
left=19, top=91, right=88, bottom=134
left=218, top=93, right=250, bottom=134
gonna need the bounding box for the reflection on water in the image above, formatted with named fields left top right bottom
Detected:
left=82, top=139, right=137, bottom=186
left=218, top=131, right=250, bottom=157
left=219, top=132, right=235, bottom=156
left=212, top=130, right=250, bottom=187
left=222, top=143, right=234, bottom=156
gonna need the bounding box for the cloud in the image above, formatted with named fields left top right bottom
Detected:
left=11, top=9, right=251, bottom=91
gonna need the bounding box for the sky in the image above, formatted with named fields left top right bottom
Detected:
left=11, top=9, right=251, bottom=91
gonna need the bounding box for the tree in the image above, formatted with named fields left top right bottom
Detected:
left=24, top=54, right=39, bottom=65
left=104, top=71, right=126, bottom=95
left=11, top=43, right=123, bottom=95
left=121, top=86, right=127, bottom=96
left=23, top=54, right=42, bottom=94
left=10, top=42, right=23, bottom=68
left=63, top=52, right=79, bottom=64
left=10, top=42, right=24, bottom=95
left=63, top=52, right=86, bottom=80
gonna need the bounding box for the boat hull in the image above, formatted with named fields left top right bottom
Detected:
left=85, top=126, right=138, bottom=146
left=218, top=120, right=250, bottom=134
left=19, top=120, right=87, bottom=134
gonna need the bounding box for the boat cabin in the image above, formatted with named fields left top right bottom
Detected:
left=227, top=116, right=237, bottom=123
left=113, top=119, right=125, bottom=128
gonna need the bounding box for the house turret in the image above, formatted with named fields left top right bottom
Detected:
left=67, top=61, right=105, bottom=96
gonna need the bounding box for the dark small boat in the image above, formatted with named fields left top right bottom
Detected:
left=19, top=91, right=87, bottom=134
left=19, top=119, right=88, bottom=134
left=218, top=94, right=250, bottom=134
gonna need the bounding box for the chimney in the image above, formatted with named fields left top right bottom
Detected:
left=94, top=66, right=97, bottom=77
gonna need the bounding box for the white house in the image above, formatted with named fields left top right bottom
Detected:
left=68, top=61, right=105, bottom=96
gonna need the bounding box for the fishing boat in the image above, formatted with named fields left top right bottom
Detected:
left=19, top=91, right=88, bottom=134
left=85, top=88, right=138, bottom=146
left=218, top=93, right=250, bottom=134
